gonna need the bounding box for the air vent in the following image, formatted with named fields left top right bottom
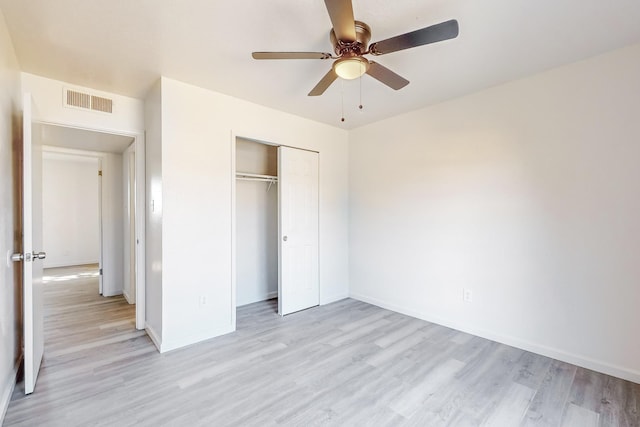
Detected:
left=64, top=89, right=113, bottom=114
left=90, top=95, right=113, bottom=113
left=66, top=90, right=91, bottom=109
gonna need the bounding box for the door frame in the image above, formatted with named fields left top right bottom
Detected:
left=123, top=143, right=137, bottom=304
left=37, top=121, right=146, bottom=330
left=97, top=157, right=104, bottom=295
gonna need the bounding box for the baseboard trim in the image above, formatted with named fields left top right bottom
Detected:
left=236, top=291, right=278, bottom=307
left=321, top=292, right=349, bottom=305
left=102, top=290, right=124, bottom=298
left=160, top=325, right=234, bottom=353
left=1, top=356, right=22, bottom=424
left=145, top=324, right=162, bottom=352
left=350, top=292, right=640, bottom=385
left=237, top=291, right=348, bottom=308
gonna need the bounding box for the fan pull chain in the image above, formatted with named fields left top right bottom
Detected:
left=341, top=79, right=345, bottom=122
left=359, top=69, right=363, bottom=110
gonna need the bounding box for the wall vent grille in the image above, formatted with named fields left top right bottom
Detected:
left=64, top=89, right=113, bottom=114
left=66, top=90, right=91, bottom=109
left=91, top=95, right=113, bottom=113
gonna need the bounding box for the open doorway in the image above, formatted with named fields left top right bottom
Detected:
left=37, top=123, right=143, bottom=335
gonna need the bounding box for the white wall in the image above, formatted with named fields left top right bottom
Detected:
left=157, top=77, right=349, bottom=352
left=143, top=80, right=162, bottom=346
left=236, top=138, right=278, bottom=306
left=0, top=8, right=21, bottom=422
left=42, top=153, right=99, bottom=268
left=349, top=43, right=640, bottom=383
left=21, top=73, right=144, bottom=133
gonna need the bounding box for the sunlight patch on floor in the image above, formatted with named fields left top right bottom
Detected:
left=43, top=271, right=100, bottom=283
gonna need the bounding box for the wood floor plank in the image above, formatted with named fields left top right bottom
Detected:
left=522, top=359, right=578, bottom=426
left=513, top=349, right=554, bottom=390
left=373, top=317, right=425, bottom=348
left=366, top=331, right=425, bottom=367
left=561, top=403, right=600, bottom=427
left=4, top=264, right=640, bottom=426
left=390, top=358, right=466, bottom=418
left=482, top=382, right=535, bottom=426
left=600, top=375, right=640, bottom=427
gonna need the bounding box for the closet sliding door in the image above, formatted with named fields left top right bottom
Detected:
left=278, top=147, right=319, bottom=315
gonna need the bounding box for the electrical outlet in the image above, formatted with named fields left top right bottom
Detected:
left=462, top=288, right=473, bottom=303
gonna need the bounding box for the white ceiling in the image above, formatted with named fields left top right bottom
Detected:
left=2, top=0, right=640, bottom=129
left=37, top=124, right=134, bottom=154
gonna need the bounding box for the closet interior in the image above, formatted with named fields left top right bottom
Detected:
left=235, top=137, right=279, bottom=310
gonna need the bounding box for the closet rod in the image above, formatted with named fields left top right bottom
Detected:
left=236, top=172, right=277, bottom=180
left=236, top=177, right=278, bottom=183
left=236, top=174, right=277, bottom=191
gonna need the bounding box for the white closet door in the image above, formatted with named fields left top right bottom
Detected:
left=278, top=146, right=319, bottom=315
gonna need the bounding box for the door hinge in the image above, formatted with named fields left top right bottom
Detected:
left=98, top=170, right=103, bottom=176
left=99, top=268, right=103, bottom=275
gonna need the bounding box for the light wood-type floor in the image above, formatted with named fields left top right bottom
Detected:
left=4, top=266, right=639, bottom=426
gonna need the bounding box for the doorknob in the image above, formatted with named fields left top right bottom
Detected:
left=11, top=252, right=33, bottom=262
left=283, top=236, right=288, bottom=242
left=10, top=251, right=46, bottom=262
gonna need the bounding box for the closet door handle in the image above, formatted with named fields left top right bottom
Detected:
left=283, top=236, right=288, bottom=242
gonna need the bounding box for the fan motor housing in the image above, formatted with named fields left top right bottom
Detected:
left=330, top=20, right=371, bottom=56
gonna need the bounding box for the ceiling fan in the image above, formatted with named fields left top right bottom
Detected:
left=252, top=0, right=459, bottom=96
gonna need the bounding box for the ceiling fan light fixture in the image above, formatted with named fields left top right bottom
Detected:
left=333, top=56, right=369, bottom=80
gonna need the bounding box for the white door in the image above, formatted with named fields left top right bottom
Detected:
left=278, top=147, right=319, bottom=315
left=19, top=94, right=45, bottom=394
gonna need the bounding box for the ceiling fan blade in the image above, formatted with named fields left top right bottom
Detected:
left=324, top=0, right=357, bottom=42
left=366, top=62, right=409, bottom=90
left=252, top=52, right=332, bottom=60
left=308, top=69, right=338, bottom=96
left=369, top=19, right=459, bottom=56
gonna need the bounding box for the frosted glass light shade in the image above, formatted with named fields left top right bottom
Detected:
left=333, top=57, right=369, bottom=80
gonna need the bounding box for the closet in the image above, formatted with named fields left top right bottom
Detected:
left=234, top=137, right=320, bottom=316
left=235, top=138, right=279, bottom=308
